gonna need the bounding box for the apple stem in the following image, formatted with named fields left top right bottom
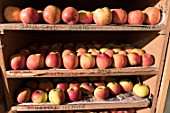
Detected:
left=137, top=76, right=143, bottom=85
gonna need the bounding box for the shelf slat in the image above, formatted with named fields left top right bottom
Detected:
left=6, top=66, right=159, bottom=78
left=0, top=23, right=165, bottom=31
left=11, top=94, right=150, bottom=111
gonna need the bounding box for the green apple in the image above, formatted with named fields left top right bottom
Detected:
left=49, top=88, right=65, bottom=104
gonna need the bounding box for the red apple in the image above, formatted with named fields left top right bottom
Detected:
left=88, top=48, right=101, bottom=56
left=80, top=53, right=95, bottom=69
left=17, top=88, right=31, bottom=103
left=78, top=10, right=93, bottom=24
left=43, top=5, right=61, bottom=24
left=132, top=83, right=150, bottom=98
left=69, top=82, right=81, bottom=88
left=128, top=10, right=145, bottom=25
left=39, top=79, right=53, bottom=92
left=127, top=52, right=141, bottom=66
left=63, top=52, right=79, bottom=69
left=26, top=54, right=44, bottom=70
left=4, top=6, right=21, bottom=22
left=107, top=82, right=121, bottom=95
left=49, top=88, right=65, bottom=104
left=94, top=82, right=105, bottom=87
left=103, top=49, right=115, bottom=58
left=76, top=47, right=87, bottom=56
left=45, top=52, right=62, bottom=68
left=80, top=83, right=94, bottom=95
left=25, top=81, right=38, bottom=91
left=111, top=8, right=127, bottom=24
left=93, top=7, right=112, bottom=25
left=56, top=82, right=69, bottom=92
left=112, top=54, right=127, bottom=68
left=118, top=50, right=127, bottom=56
left=94, top=86, right=109, bottom=100
left=96, top=53, right=111, bottom=69
left=67, top=86, right=81, bottom=101
left=109, top=109, right=117, bottom=113
left=10, top=54, right=26, bottom=70
left=143, top=7, right=161, bottom=25
left=31, top=90, right=47, bottom=103
left=62, top=7, right=79, bottom=25
left=119, top=79, right=133, bottom=93
left=62, top=49, right=73, bottom=58
left=20, top=7, right=39, bottom=24
left=141, top=53, right=154, bottom=66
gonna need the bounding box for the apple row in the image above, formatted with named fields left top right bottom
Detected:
left=16, top=78, right=149, bottom=105
left=10, top=41, right=154, bottom=70
left=4, top=5, right=161, bottom=25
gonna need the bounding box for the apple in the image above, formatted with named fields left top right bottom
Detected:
left=94, top=86, right=109, bottom=100
left=128, top=10, right=145, bottom=25
left=143, top=7, right=161, bottom=25
left=76, top=47, right=87, bottom=56
left=103, top=49, right=115, bottom=58
left=112, top=45, right=122, bottom=53
left=118, top=50, right=127, bottom=56
left=127, top=108, right=136, bottom=113
left=43, top=5, right=61, bottom=24
left=18, top=48, right=31, bottom=56
left=4, top=6, right=21, bottom=22
left=96, top=53, right=111, bottom=69
left=25, top=81, right=38, bottom=91
left=49, top=88, right=65, bottom=104
left=112, top=54, right=127, bottom=68
left=69, top=82, right=81, bottom=88
left=62, top=49, right=73, bottom=58
left=93, top=7, right=112, bottom=25
left=51, top=43, right=62, bottom=52
left=20, top=7, right=39, bottom=24
left=62, top=7, right=79, bottom=25
left=107, top=82, right=121, bottom=95
left=39, top=79, right=54, bottom=92
left=10, top=54, right=26, bottom=70
left=133, top=83, right=150, bottom=98
left=17, top=88, right=31, bottom=103
left=123, top=44, right=134, bottom=53
left=56, top=82, right=69, bottom=92
left=66, top=86, right=81, bottom=101
left=80, top=83, right=94, bottom=95
left=141, top=53, right=154, bottom=66
left=78, top=10, right=93, bottom=24
left=80, top=53, right=95, bottom=69
left=127, top=52, right=141, bottom=66
left=88, top=48, right=101, bottom=56
left=26, top=54, right=44, bottom=70
left=111, top=8, right=127, bottom=24
left=130, top=48, right=145, bottom=56
left=109, top=109, right=117, bottom=113
left=31, top=90, right=47, bottom=103
left=119, top=79, right=133, bottom=93
left=45, top=52, right=62, bottom=68
left=94, top=82, right=105, bottom=87
left=63, top=52, right=79, bottom=69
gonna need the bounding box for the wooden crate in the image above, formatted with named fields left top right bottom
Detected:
left=0, top=0, right=170, bottom=113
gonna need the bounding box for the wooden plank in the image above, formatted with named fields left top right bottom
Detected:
left=11, top=94, right=150, bottom=111
left=6, top=66, right=159, bottom=78
left=0, top=24, right=165, bottom=31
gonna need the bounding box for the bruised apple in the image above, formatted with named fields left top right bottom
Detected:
left=4, top=6, right=21, bottom=22
left=143, top=7, right=161, bottom=25
left=80, top=83, right=94, bottom=95
left=93, top=7, right=112, bottom=25
left=62, top=7, right=79, bottom=25
left=128, top=10, right=145, bottom=25
left=78, top=10, right=93, bottom=24
left=111, top=8, right=127, bottom=24
left=80, top=53, right=95, bottom=69
left=45, top=52, right=62, bottom=68
left=20, top=7, right=39, bottom=24
left=43, top=5, right=61, bottom=24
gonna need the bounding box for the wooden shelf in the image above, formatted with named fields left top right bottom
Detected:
left=0, top=23, right=165, bottom=31
left=11, top=93, right=150, bottom=111
left=6, top=66, right=159, bottom=78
